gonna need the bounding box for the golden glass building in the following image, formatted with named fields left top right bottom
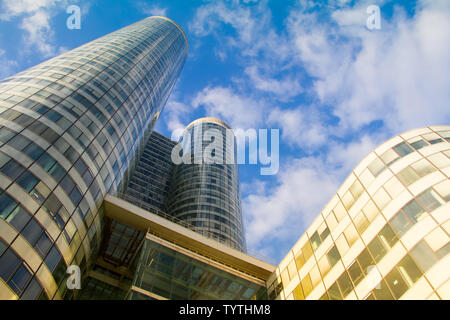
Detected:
left=266, top=126, right=450, bottom=300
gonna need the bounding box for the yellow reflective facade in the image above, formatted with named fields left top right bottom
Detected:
left=267, top=126, right=450, bottom=300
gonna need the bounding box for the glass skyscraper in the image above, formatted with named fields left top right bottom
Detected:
left=0, top=16, right=188, bottom=300
left=167, top=118, right=246, bottom=252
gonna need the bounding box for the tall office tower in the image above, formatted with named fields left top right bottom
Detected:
left=124, top=131, right=177, bottom=213
left=167, top=118, right=246, bottom=252
left=0, top=16, right=188, bottom=300
left=265, top=126, right=450, bottom=300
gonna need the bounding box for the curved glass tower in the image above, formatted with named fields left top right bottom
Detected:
left=266, top=126, right=450, bottom=300
left=167, top=118, right=246, bottom=252
left=0, top=16, right=188, bottom=300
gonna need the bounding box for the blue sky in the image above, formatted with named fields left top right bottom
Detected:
left=0, top=0, right=449, bottom=264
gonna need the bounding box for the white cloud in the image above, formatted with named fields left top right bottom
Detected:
left=192, top=86, right=266, bottom=129
left=140, top=5, right=168, bottom=17
left=287, top=0, right=450, bottom=134
left=244, top=65, right=303, bottom=100
left=20, top=9, right=55, bottom=57
left=163, top=99, right=190, bottom=133
left=243, top=133, right=380, bottom=252
left=243, top=156, right=340, bottom=248
left=0, top=49, right=18, bottom=79
left=268, top=107, right=328, bottom=149
left=0, top=0, right=70, bottom=57
left=0, top=0, right=57, bottom=19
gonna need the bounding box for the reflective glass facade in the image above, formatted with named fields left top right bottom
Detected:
left=167, top=118, right=246, bottom=252
left=267, top=126, right=450, bottom=300
left=124, top=131, right=177, bottom=213
left=0, top=16, right=188, bottom=300
left=129, top=236, right=264, bottom=300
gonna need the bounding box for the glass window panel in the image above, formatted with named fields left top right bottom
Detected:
left=385, top=267, right=409, bottom=299
left=281, top=268, right=289, bottom=286
left=327, top=282, right=342, bottom=300
left=348, top=261, right=364, bottom=287
left=0, top=249, right=21, bottom=282
left=9, top=134, right=30, bottom=151
left=335, top=234, right=350, bottom=256
left=409, top=139, right=428, bottom=150
left=378, top=224, right=399, bottom=249
left=344, top=223, right=359, bottom=246
left=301, top=274, right=313, bottom=297
left=372, top=279, right=394, bottom=300
left=294, top=250, right=306, bottom=270
left=21, top=219, right=43, bottom=246
left=337, top=271, right=353, bottom=297
left=362, top=200, right=379, bottom=222
left=8, top=263, right=32, bottom=295
left=0, top=160, right=25, bottom=180
left=436, top=243, right=450, bottom=259
left=293, top=283, right=304, bottom=300
left=0, top=192, right=17, bottom=219
left=0, top=151, right=11, bottom=168
left=287, top=260, right=297, bottom=281
left=44, top=245, right=62, bottom=272
left=301, top=241, right=313, bottom=262
left=397, top=254, right=422, bottom=286
left=318, top=255, right=331, bottom=278
left=368, top=237, right=387, bottom=263
left=390, top=211, right=413, bottom=237
left=333, top=202, right=347, bottom=222
left=380, top=149, right=399, bottom=166
left=21, top=278, right=43, bottom=300
left=409, top=241, right=438, bottom=273
left=357, top=249, right=375, bottom=274
left=368, top=157, right=386, bottom=177
left=16, top=171, right=39, bottom=193
left=0, top=241, right=7, bottom=257
left=349, top=180, right=364, bottom=199
left=428, top=152, right=450, bottom=169
left=36, top=152, right=56, bottom=171
left=372, top=187, right=391, bottom=210
left=354, top=212, right=370, bottom=234
left=416, top=189, right=443, bottom=212
left=310, top=265, right=322, bottom=288
left=384, top=176, right=404, bottom=199
left=310, top=231, right=321, bottom=251
left=342, top=191, right=355, bottom=211
left=397, top=167, right=420, bottom=186
left=327, top=245, right=341, bottom=267
left=319, top=292, right=329, bottom=300
left=402, top=200, right=426, bottom=222
left=6, top=206, right=32, bottom=232
left=325, top=212, right=338, bottom=231
left=35, top=233, right=53, bottom=258
left=411, top=159, right=436, bottom=177
left=393, top=142, right=414, bottom=157
left=0, top=127, right=15, bottom=143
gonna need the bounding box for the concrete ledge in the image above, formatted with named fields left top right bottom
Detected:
left=103, top=194, right=276, bottom=280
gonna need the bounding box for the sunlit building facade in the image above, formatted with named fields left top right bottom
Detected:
left=0, top=16, right=188, bottom=300
left=267, top=126, right=450, bottom=300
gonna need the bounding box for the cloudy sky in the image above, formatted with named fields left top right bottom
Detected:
left=0, top=0, right=449, bottom=263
